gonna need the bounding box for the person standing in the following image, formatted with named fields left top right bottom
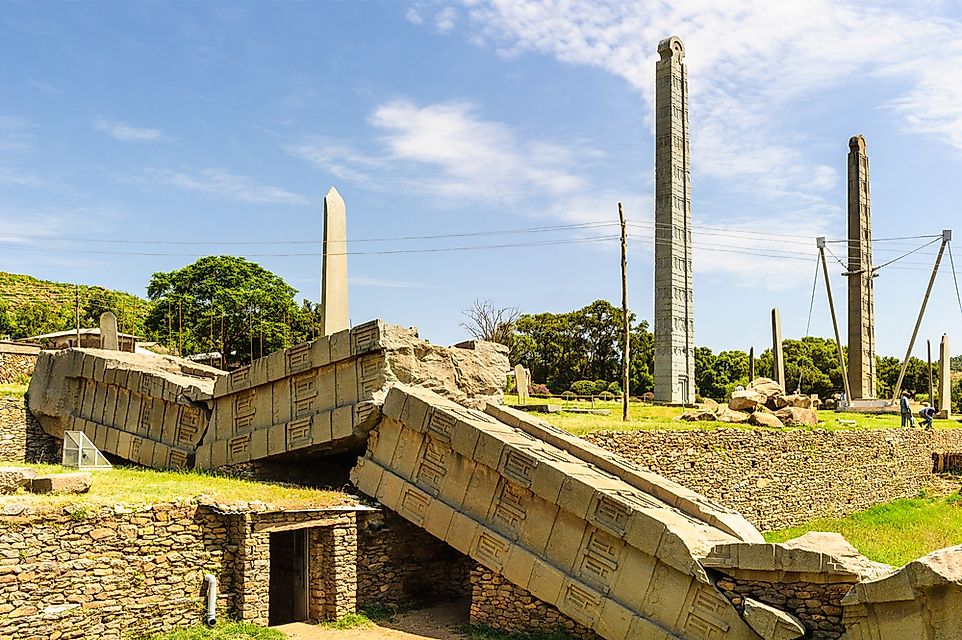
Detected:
left=900, top=391, right=916, bottom=428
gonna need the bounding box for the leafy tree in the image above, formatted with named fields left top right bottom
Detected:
left=570, top=380, right=596, bottom=396
left=145, top=256, right=300, bottom=367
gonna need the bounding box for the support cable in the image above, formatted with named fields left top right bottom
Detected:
left=949, top=241, right=962, bottom=321
left=797, top=252, right=821, bottom=394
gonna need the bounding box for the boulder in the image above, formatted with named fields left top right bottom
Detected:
left=700, top=398, right=720, bottom=411
left=715, top=407, right=750, bottom=424
left=749, top=412, right=785, bottom=429
left=679, top=409, right=717, bottom=422
left=774, top=407, right=818, bottom=427
left=742, top=598, right=805, bottom=640
left=774, top=394, right=813, bottom=409
left=748, top=377, right=784, bottom=401
left=729, top=388, right=767, bottom=412
left=28, top=472, right=92, bottom=495
left=0, top=467, right=37, bottom=494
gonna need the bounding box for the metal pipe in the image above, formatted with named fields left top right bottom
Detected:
left=204, top=573, right=217, bottom=627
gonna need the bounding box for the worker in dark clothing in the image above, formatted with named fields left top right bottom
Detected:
left=919, top=403, right=937, bottom=430
left=900, top=391, right=915, bottom=428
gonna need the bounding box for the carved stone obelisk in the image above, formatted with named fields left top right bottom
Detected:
left=100, top=312, right=119, bottom=351
left=847, top=135, right=876, bottom=399
left=321, top=187, right=348, bottom=336
left=654, top=36, right=695, bottom=404
left=772, top=308, right=785, bottom=391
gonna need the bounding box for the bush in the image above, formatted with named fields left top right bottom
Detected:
left=607, top=381, right=622, bottom=395
left=592, top=380, right=608, bottom=394
left=598, top=391, right=614, bottom=401
left=570, top=380, right=595, bottom=396
left=561, top=390, right=575, bottom=401
left=531, top=383, right=551, bottom=397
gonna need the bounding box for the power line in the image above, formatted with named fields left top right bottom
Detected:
left=873, top=237, right=942, bottom=272
left=949, top=241, right=962, bottom=321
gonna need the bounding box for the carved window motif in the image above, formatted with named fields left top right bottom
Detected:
left=355, top=402, right=376, bottom=425
left=139, top=376, right=153, bottom=396
left=129, top=437, right=142, bottom=460
left=400, top=488, right=430, bottom=524
left=234, top=389, right=255, bottom=416
left=292, top=374, right=317, bottom=401
left=502, top=449, right=537, bottom=486
left=287, top=418, right=312, bottom=449
left=580, top=530, right=620, bottom=587
left=229, top=367, right=250, bottom=390
left=475, top=531, right=509, bottom=568
left=426, top=409, right=456, bottom=443
left=351, top=322, right=379, bottom=354
left=168, top=449, right=188, bottom=469
left=139, top=399, right=153, bottom=433
left=685, top=588, right=730, bottom=638
left=491, top=482, right=528, bottom=533
left=358, top=357, right=381, bottom=397
left=234, top=414, right=254, bottom=431
left=175, top=407, right=200, bottom=446
left=293, top=398, right=315, bottom=419
left=416, top=439, right=448, bottom=492
left=286, top=344, right=311, bottom=374
left=593, top=495, right=633, bottom=535
left=229, top=435, right=250, bottom=457
left=563, top=583, right=601, bottom=622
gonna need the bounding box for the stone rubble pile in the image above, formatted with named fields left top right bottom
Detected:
left=680, top=378, right=819, bottom=428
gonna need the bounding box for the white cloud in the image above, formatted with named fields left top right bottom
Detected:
left=28, top=79, right=61, bottom=95
left=405, top=7, right=424, bottom=25
left=141, top=168, right=311, bottom=205
left=0, top=168, right=43, bottom=188
left=93, top=117, right=166, bottom=142
left=435, top=7, right=458, bottom=33
left=289, top=99, right=595, bottom=210
left=0, top=115, right=35, bottom=151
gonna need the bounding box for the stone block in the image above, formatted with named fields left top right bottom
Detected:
left=331, top=405, right=354, bottom=441
left=28, top=472, right=92, bottom=494
left=311, top=411, right=333, bottom=448
left=743, top=598, right=805, bottom=640
left=329, top=329, right=351, bottom=363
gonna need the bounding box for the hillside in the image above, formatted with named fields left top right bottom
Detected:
left=0, top=271, right=153, bottom=340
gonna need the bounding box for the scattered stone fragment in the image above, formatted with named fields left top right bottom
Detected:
left=28, top=472, right=92, bottom=495
left=775, top=394, right=813, bottom=410
left=742, top=597, right=805, bottom=640
left=715, top=407, right=750, bottom=424
left=679, top=409, right=717, bottom=422
left=749, top=377, right=784, bottom=400
left=749, top=412, right=785, bottom=429
left=774, top=407, right=818, bottom=427
left=730, top=388, right=767, bottom=412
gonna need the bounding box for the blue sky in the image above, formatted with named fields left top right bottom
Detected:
left=3, top=1, right=962, bottom=358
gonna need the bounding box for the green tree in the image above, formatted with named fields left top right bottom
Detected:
left=145, top=256, right=300, bottom=367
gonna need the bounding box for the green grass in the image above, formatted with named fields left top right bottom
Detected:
left=765, top=493, right=962, bottom=567
left=0, top=383, right=27, bottom=399
left=2, top=463, right=351, bottom=511
left=464, top=624, right=578, bottom=640
left=503, top=395, right=962, bottom=436
left=319, top=612, right=375, bottom=629
left=142, top=622, right=283, bottom=640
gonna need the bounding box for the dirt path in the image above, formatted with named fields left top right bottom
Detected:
left=273, top=600, right=471, bottom=640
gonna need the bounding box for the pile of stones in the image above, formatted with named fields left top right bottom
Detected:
left=680, top=378, right=819, bottom=428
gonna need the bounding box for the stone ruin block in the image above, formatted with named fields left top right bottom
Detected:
left=350, top=385, right=764, bottom=640
left=28, top=348, right=220, bottom=469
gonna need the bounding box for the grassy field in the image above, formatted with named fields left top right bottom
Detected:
left=503, top=395, right=962, bottom=436
left=0, top=383, right=27, bottom=399
left=765, top=493, right=962, bottom=567
left=2, top=463, right=352, bottom=511
left=144, top=622, right=283, bottom=640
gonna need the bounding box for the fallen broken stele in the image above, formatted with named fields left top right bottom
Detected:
left=26, top=319, right=962, bottom=640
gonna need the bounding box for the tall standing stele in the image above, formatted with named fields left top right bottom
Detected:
left=654, top=36, right=695, bottom=404
left=321, top=186, right=349, bottom=336
left=847, top=135, right=877, bottom=399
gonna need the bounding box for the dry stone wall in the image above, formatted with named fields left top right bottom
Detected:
left=0, top=351, right=35, bottom=385
left=0, top=397, right=59, bottom=464
left=0, top=501, right=226, bottom=640
left=584, top=428, right=962, bottom=531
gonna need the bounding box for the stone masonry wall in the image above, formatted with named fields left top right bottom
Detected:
left=357, top=509, right=472, bottom=607
left=0, top=397, right=60, bottom=464
left=469, top=567, right=598, bottom=639
left=0, top=502, right=227, bottom=640
left=716, top=576, right=850, bottom=640
left=0, top=352, right=35, bottom=385
left=585, top=428, right=962, bottom=531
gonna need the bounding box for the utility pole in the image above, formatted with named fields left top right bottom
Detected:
left=74, top=284, right=80, bottom=347
left=619, top=202, right=629, bottom=422
left=818, top=238, right=853, bottom=402
left=178, top=300, right=183, bottom=357
left=892, top=230, right=952, bottom=401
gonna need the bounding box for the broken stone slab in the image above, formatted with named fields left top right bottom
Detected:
left=748, top=412, right=785, bottom=429
left=28, top=472, right=92, bottom=495
left=715, top=407, right=750, bottom=424
left=704, top=532, right=892, bottom=583
left=0, top=467, right=38, bottom=494
left=679, top=409, right=716, bottom=422
left=742, top=598, right=804, bottom=640
left=730, top=388, right=766, bottom=412
left=842, top=545, right=962, bottom=639
left=774, top=394, right=813, bottom=410
left=749, top=377, right=784, bottom=400
left=773, top=407, right=817, bottom=427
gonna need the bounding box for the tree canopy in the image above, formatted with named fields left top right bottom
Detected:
left=145, top=256, right=311, bottom=367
